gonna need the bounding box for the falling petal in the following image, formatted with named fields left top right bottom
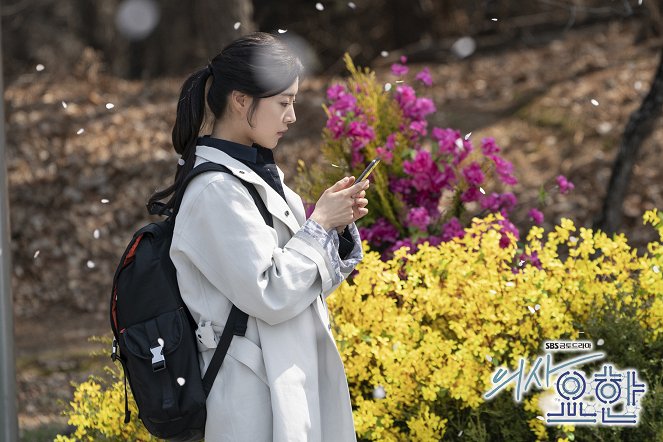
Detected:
left=634, top=81, right=643, bottom=90
left=384, top=82, right=392, bottom=92
left=330, top=163, right=340, bottom=168
left=491, top=18, right=498, bottom=21
left=395, top=80, right=404, bottom=84
left=486, top=355, right=492, bottom=362
left=93, top=229, right=100, bottom=239
left=458, top=430, right=464, bottom=437
left=380, top=50, right=389, bottom=57
left=348, top=1, right=356, bottom=8
left=33, top=250, right=40, bottom=259
left=464, top=132, right=472, bottom=140
left=590, top=99, right=599, bottom=106
left=505, top=281, right=515, bottom=287
left=61, top=101, right=68, bottom=109
left=488, top=289, right=496, bottom=295
left=597, top=338, right=604, bottom=346
left=177, top=377, right=186, bottom=386
left=157, top=337, right=164, bottom=346
left=569, top=236, right=578, bottom=243
left=372, top=385, right=386, bottom=399
left=535, top=304, right=541, bottom=310
left=653, top=265, right=660, bottom=273
left=87, top=260, right=96, bottom=269
left=101, top=198, right=110, bottom=204
left=536, top=416, right=545, bottom=421
left=106, top=103, right=115, bottom=109
left=278, top=28, right=287, bottom=33
left=518, top=260, right=525, bottom=267
left=76, top=128, right=85, bottom=135
left=527, top=305, right=536, bottom=314
left=234, top=22, right=241, bottom=30
left=36, top=64, right=45, bottom=72
left=479, top=187, right=486, bottom=194
left=315, top=2, right=324, bottom=11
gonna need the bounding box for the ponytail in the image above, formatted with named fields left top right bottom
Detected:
left=147, top=66, right=212, bottom=215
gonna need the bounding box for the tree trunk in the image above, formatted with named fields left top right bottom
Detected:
left=593, top=46, right=663, bottom=234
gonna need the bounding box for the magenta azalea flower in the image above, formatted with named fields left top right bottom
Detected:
left=461, top=186, right=482, bottom=203
left=432, top=127, right=472, bottom=164
left=556, top=175, right=575, bottom=194
left=375, top=146, right=394, bottom=164
left=391, top=63, right=409, bottom=76
left=528, top=208, right=544, bottom=225
left=359, top=217, right=400, bottom=245
left=406, top=207, right=431, bottom=231
left=441, top=217, right=465, bottom=242
left=326, top=84, right=346, bottom=101
left=403, top=150, right=450, bottom=193
left=491, top=155, right=518, bottom=186
left=481, top=137, right=500, bottom=156
left=462, top=162, right=485, bottom=186
left=415, top=67, right=433, bottom=86
left=497, top=217, right=520, bottom=248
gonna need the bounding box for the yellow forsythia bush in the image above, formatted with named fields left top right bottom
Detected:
left=327, top=210, right=663, bottom=441
left=58, top=210, right=663, bottom=441
left=55, top=364, right=158, bottom=441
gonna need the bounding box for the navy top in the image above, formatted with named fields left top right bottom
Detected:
left=197, top=135, right=355, bottom=258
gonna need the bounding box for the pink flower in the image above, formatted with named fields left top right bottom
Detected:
left=491, top=155, right=518, bottom=186
left=481, top=137, right=500, bottom=156
left=528, top=208, right=544, bottom=225
left=325, top=114, right=345, bottom=139
left=409, top=120, right=428, bottom=137
left=497, top=217, right=519, bottom=248
left=518, top=251, right=542, bottom=269
left=326, top=84, right=346, bottom=101
left=432, top=127, right=472, bottom=164
left=441, top=217, right=465, bottom=241
left=391, top=63, right=409, bottom=76
left=556, top=175, right=575, bottom=194
left=403, top=150, right=451, bottom=193
left=394, top=86, right=436, bottom=121
left=415, top=67, right=433, bottom=86
left=375, top=146, right=394, bottom=164
left=400, top=55, right=408, bottom=64
left=406, top=207, right=431, bottom=231
left=462, top=162, right=484, bottom=186
left=385, top=133, right=397, bottom=150
left=359, top=218, right=400, bottom=245
left=461, top=186, right=482, bottom=203
left=480, top=192, right=517, bottom=213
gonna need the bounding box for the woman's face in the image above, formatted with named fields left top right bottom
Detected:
left=247, top=77, right=298, bottom=149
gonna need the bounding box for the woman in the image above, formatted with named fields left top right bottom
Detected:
left=153, top=32, right=369, bottom=441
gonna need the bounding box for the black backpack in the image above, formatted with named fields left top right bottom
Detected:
left=110, top=161, right=273, bottom=441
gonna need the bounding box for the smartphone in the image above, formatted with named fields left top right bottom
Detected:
left=356, top=158, right=381, bottom=183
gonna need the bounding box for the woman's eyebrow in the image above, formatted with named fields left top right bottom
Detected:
left=280, top=92, right=297, bottom=97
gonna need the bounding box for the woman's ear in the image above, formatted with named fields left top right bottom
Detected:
left=230, top=90, right=249, bottom=114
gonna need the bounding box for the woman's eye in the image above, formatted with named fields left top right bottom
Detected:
left=281, top=101, right=296, bottom=107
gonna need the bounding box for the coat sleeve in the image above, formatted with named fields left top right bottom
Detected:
left=171, top=174, right=344, bottom=326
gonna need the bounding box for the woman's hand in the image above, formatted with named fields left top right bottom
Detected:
left=309, top=176, right=370, bottom=232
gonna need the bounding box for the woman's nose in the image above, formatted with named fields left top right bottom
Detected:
left=285, top=108, right=296, bottom=124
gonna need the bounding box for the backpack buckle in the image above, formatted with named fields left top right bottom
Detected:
left=150, top=344, right=166, bottom=372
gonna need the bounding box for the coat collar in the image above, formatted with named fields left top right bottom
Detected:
left=195, top=144, right=305, bottom=234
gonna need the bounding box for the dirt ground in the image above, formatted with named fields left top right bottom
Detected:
left=7, top=18, right=663, bottom=438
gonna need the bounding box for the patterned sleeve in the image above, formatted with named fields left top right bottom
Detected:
left=300, top=218, right=363, bottom=287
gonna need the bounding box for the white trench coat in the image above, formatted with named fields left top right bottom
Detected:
left=170, top=144, right=361, bottom=442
